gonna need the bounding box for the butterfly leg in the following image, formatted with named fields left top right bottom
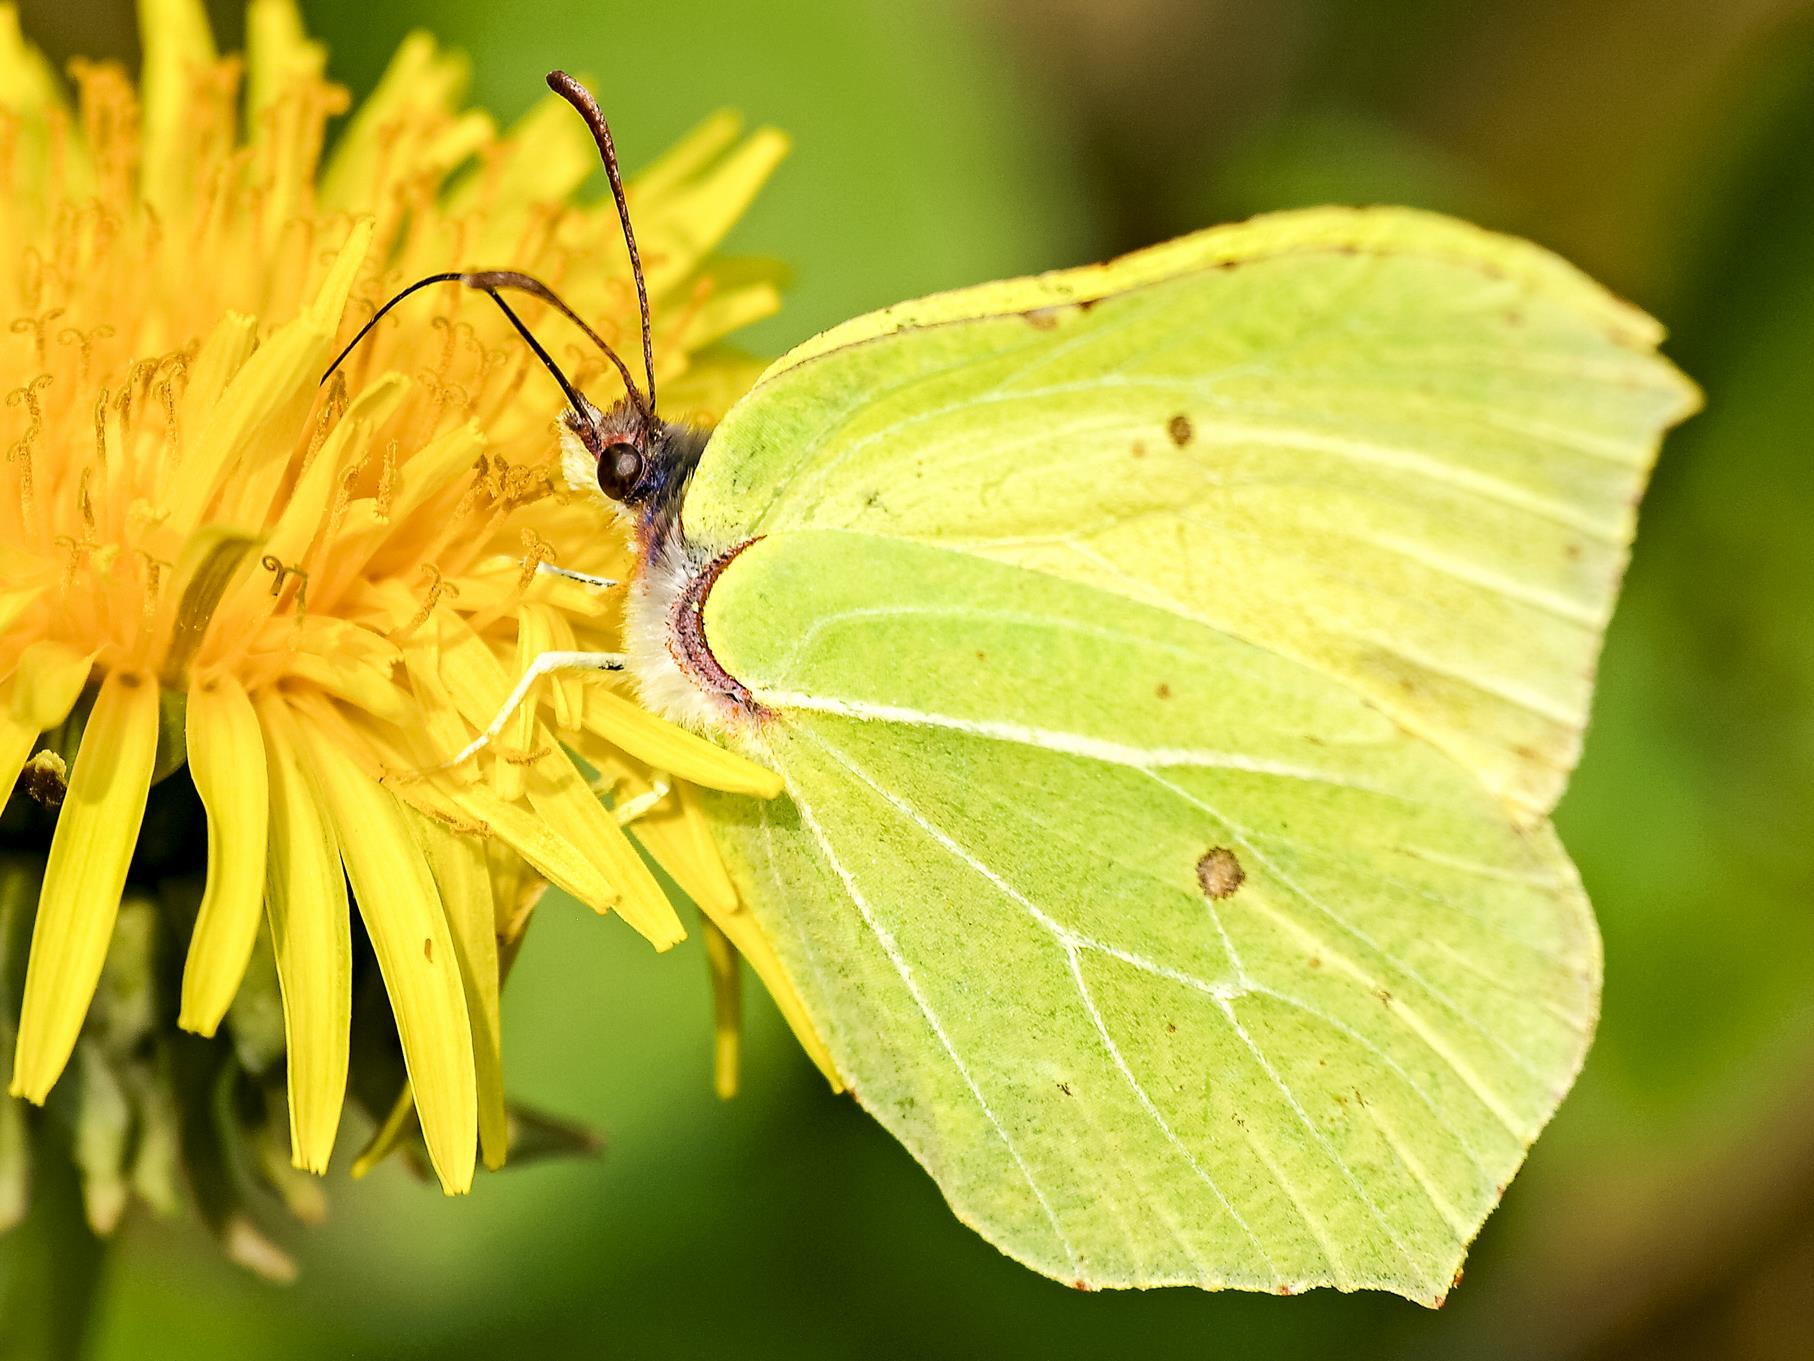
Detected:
left=611, top=775, right=672, bottom=826
left=429, top=649, right=626, bottom=773
left=534, top=561, right=619, bottom=589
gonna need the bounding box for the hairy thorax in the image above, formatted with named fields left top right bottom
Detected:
left=559, top=411, right=763, bottom=734
left=623, top=526, right=766, bottom=734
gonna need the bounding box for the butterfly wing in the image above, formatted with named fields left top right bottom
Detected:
left=690, top=206, right=1697, bottom=817
left=684, top=208, right=1696, bottom=1299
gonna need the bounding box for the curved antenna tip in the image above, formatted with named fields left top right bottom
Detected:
left=542, top=70, right=659, bottom=416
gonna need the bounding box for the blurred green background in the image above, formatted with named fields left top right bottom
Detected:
left=12, top=0, right=1814, bottom=1356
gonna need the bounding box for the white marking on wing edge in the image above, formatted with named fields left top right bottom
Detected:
left=787, top=779, right=1084, bottom=1279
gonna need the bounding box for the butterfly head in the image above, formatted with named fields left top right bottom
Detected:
left=318, top=72, right=709, bottom=535
left=558, top=392, right=708, bottom=526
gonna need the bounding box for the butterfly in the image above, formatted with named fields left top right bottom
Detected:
left=329, top=71, right=1698, bottom=1303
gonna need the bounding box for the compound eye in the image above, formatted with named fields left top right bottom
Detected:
left=597, top=442, right=644, bottom=500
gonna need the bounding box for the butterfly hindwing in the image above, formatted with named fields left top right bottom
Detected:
left=699, top=532, right=1596, bottom=1300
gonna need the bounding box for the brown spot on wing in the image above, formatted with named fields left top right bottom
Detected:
left=1023, top=307, right=1060, bottom=330
left=1167, top=413, right=1193, bottom=447
left=1196, top=847, right=1245, bottom=900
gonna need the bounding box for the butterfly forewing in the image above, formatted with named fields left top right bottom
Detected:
left=690, top=207, right=1698, bottom=817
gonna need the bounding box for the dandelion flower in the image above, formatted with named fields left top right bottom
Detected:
left=0, top=0, right=824, bottom=1227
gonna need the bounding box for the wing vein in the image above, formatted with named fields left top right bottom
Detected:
left=785, top=769, right=1084, bottom=1278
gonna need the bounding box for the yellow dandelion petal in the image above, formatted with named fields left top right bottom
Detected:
left=245, top=0, right=324, bottom=134
left=420, top=611, right=681, bottom=944
left=407, top=810, right=507, bottom=1169
left=139, top=0, right=219, bottom=212
left=508, top=607, right=558, bottom=786
left=627, top=781, right=839, bottom=1090
left=164, top=220, right=371, bottom=537
left=621, top=778, right=739, bottom=918
left=412, top=772, right=621, bottom=918
left=631, top=110, right=745, bottom=199
left=0, top=7, right=89, bottom=196
left=0, top=695, right=34, bottom=798
left=699, top=918, right=741, bottom=1101
left=256, top=696, right=351, bottom=1175
left=0, top=585, right=41, bottom=638
left=318, top=33, right=479, bottom=211
left=178, top=314, right=262, bottom=435
left=259, top=375, right=412, bottom=562
left=283, top=619, right=411, bottom=722
left=523, top=755, right=684, bottom=949
left=0, top=7, right=62, bottom=112
left=158, top=530, right=265, bottom=685
left=444, top=94, right=599, bottom=219
left=10, top=671, right=158, bottom=1102
left=179, top=674, right=268, bottom=1037
left=516, top=603, right=583, bottom=730
left=9, top=640, right=92, bottom=730
left=349, top=1085, right=417, bottom=1182
left=292, top=705, right=476, bottom=1194
left=636, top=127, right=791, bottom=295
left=578, top=691, right=782, bottom=798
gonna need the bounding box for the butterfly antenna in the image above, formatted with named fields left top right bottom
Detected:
left=470, top=289, right=596, bottom=424
left=546, top=70, right=658, bottom=414
left=321, top=272, right=465, bottom=385
left=320, top=270, right=649, bottom=420
left=465, top=270, right=648, bottom=417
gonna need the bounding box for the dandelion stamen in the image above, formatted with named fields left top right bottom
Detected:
left=11, top=308, right=65, bottom=365
left=390, top=563, right=457, bottom=641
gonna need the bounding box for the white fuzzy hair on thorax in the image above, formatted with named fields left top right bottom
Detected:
left=556, top=413, right=736, bottom=734
left=621, top=531, right=724, bottom=732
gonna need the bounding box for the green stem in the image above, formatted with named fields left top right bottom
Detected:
left=1, top=1127, right=108, bottom=1361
